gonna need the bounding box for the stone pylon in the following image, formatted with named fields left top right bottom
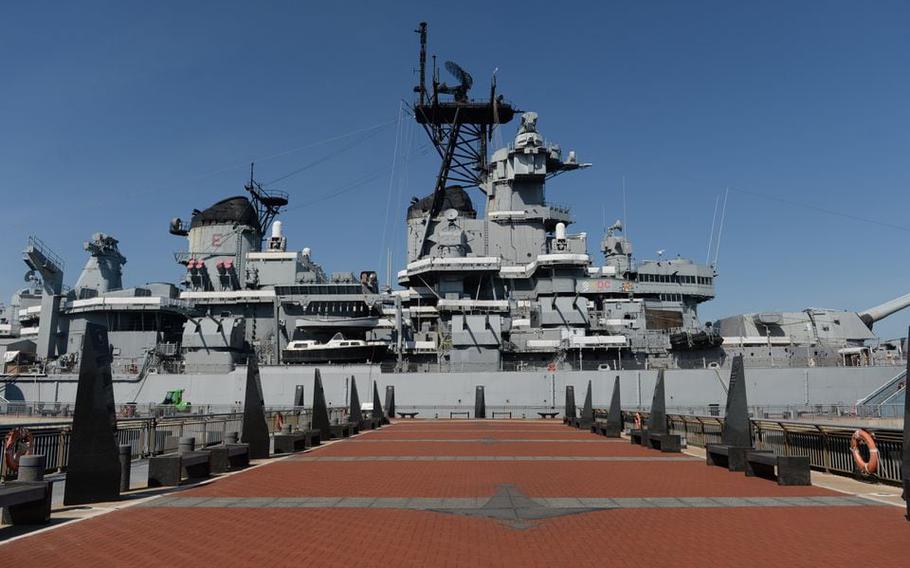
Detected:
left=646, top=370, right=667, bottom=435
left=349, top=376, right=363, bottom=425
left=373, top=382, right=386, bottom=425
left=604, top=376, right=622, bottom=437
left=312, top=369, right=332, bottom=440
left=722, top=355, right=752, bottom=448
left=564, top=386, right=576, bottom=422
left=578, top=380, right=593, bottom=427
left=385, top=385, right=396, bottom=419
left=241, top=353, right=270, bottom=459
left=64, top=323, right=121, bottom=505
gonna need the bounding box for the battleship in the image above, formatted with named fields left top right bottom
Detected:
left=0, top=23, right=908, bottom=414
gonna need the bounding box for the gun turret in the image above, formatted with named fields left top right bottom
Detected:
left=858, top=292, right=910, bottom=328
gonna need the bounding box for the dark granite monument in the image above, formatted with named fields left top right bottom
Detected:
left=241, top=354, right=270, bottom=459
left=646, top=370, right=667, bottom=435
left=604, top=376, right=623, bottom=437
left=577, top=381, right=593, bottom=429
left=564, top=386, right=576, bottom=423
left=475, top=385, right=486, bottom=419
left=385, top=385, right=396, bottom=419
left=705, top=355, right=758, bottom=471
left=349, top=376, right=363, bottom=426
left=64, top=323, right=121, bottom=505
left=373, top=382, right=386, bottom=425
left=312, top=369, right=332, bottom=440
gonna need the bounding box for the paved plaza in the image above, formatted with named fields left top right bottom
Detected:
left=1, top=420, right=906, bottom=567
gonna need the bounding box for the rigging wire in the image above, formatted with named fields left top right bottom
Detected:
left=264, top=125, right=390, bottom=186
left=129, top=119, right=397, bottom=198
left=378, top=103, right=405, bottom=280
left=730, top=186, right=910, bottom=234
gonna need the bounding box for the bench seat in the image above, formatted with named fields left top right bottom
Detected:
left=330, top=423, right=353, bottom=439
left=398, top=412, right=419, bottom=419
left=537, top=412, right=559, bottom=419
left=591, top=423, right=622, bottom=438
left=0, top=481, right=52, bottom=524
left=745, top=451, right=811, bottom=486
left=706, top=444, right=768, bottom=472
left=630, top=429, right=680, bottom=452
left=148, top=451, right=212, bottom=487
left=206, top=443, right=250, bottom=473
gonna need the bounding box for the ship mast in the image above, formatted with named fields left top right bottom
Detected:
left=411, top=22, right=518, bottom=256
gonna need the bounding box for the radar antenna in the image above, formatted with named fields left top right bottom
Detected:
left=245, top=162, right=289, bottom=239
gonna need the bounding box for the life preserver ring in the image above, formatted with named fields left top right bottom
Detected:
left=634, top=412, right=642, bottom=429
left=850, top=429, right=878, bottom=475
left=4, top=427, right=33, bottom=473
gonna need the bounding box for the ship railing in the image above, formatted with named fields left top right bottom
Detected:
left=0, top=404, right=343, bottom=478
left=597, top=408, right=905, bottom=485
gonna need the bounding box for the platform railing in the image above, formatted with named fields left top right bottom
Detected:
left=602, top=409, right=904, bottom=485
left=0, top=406, right=349, bottom=478
left=393, top=404, right=557, bottom=420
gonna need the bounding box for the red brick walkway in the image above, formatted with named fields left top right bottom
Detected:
left=1, top=421, right=906, bottom=567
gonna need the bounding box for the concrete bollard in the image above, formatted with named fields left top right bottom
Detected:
left=226, top=432, right=239, bottom=444
left=17, top=454, right=46, bottom=482
left=119, top=445, right=132, bottom=493
left=178, top=436, right=196, bottom=455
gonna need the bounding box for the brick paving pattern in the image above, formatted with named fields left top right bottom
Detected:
left=1, top=420, right=906, bottom=567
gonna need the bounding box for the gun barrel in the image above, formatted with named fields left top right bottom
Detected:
left=859, top=292, right=910, bottom=327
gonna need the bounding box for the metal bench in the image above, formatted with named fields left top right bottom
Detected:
left=706, top=444, right=769, bottom=472
left=397, top=412, right=419, bottom=419
left=492, top=411, right=512, bottom=419
left=537, top=412, right=559, bottom=419
left=745, top=451, right=811, bottom=485
left=449, top=411, right=470, bottom=419
left=0, top=481, right=53, bottom=525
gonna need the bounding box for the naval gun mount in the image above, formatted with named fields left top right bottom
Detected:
left=712, top=291, right=910, bottom=368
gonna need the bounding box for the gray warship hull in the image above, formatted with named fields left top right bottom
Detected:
left=2, top=364, right=902, bottom=416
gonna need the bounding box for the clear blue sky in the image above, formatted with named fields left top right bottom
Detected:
left=2, top=1, right=909, bottom=338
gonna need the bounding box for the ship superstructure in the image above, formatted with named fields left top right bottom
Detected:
left=0, top=22, right=907, bottom=413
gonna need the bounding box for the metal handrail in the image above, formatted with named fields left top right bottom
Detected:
left=0, top=406, right=348, bottom=479
left=596, top=409, right=905, bottom=485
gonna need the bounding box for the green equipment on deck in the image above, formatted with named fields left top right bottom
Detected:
left=162, top=389, right=191, bottom=412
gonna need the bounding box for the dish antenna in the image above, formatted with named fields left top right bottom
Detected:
left=439, top=60, right=473, bottom=101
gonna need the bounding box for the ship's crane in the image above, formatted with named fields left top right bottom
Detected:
left=22, top=235, right=64, bottom=295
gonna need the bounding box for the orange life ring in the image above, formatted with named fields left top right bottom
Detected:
left=634, top=413, right=642, bottom=429
left=4, top=427, right=33, bottom=473
left=850, top=429, right=878, bottom=475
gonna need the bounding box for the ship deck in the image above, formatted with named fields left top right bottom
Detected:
left=1, top=420, right=907, bottom=566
